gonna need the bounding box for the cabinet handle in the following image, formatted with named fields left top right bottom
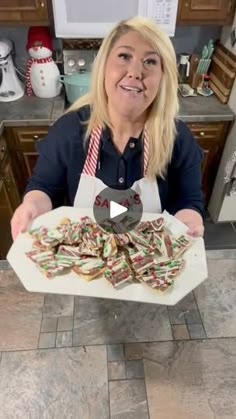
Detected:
left=185, top=2, right=189, bottom=6
left=200, top=131, right=205, bottom=137
left=0, top=145, right=6, bottom=152
left=228, top=0, right=232, bottom=14
left=33, top=135, right=39, bottom=140
left=40, top=1, right=45, bottom=7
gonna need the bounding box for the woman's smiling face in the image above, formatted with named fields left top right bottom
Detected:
left=104, top=30, right=163, bottom=120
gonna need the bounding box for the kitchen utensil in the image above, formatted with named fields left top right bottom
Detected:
left=59, top=72, right=91, bottom=104
left=178, top=54, right=191, bottom=83
left=0, top=39, right=24, bottom=102
left=207, top=39, right=214, bottom=59
left=202, top=44, right=209, bottom=59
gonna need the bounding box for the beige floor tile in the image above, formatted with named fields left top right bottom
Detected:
left=38, top=332, right=56, bottom=349
left=172, top=324, right=190, bottom=340
left=0, top=271, right=44, bottom=351
left=43, top=294, right=74, bottom=318
left=143, top=339, right=236, bottom=419
left=109, top=379, right=149, bottom=419
left=124, top=343, right=143, bottom=360
left=108, top=361, right=126, bottom=380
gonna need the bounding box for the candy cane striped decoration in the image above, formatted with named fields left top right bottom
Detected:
left=143, top=127, right=149, bottom=176
left=26, top=58, right=34, bottom=96
left=83, top=126, right=149, bottom=177
left=25, top=57, right=53, bottom=97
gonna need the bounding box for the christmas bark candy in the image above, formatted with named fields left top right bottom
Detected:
left=171, top=235, right=191, bottom=259
left=147, top=217, right=164, bottom=232
left=104, top=256, right=133, bottom=289
left=103, top=235, right=117, bottom=258
left=25, top=213, right=192, bottom=291
left=128, top=249, right=155, bottom=274
left=73, top=258, right=106, bottom=281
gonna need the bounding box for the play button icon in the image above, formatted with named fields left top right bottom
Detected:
left=110, top=201, right=128, bottom=219
left=93, top=186, right=143, bottom=234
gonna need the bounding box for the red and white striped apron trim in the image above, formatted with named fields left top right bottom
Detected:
left=82, top=126, right=149, bottom=177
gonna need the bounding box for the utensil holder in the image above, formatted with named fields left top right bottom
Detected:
left=188, top=55, right=212, bottom=89
left=188, top=55, right=201, bottom=89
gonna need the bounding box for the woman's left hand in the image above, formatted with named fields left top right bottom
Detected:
left=174, top=209, right=204, bottom=237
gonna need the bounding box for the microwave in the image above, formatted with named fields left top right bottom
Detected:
left=52, top=0, right=178, bottom=38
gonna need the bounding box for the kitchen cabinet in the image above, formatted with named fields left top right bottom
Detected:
left=7, top=122, right=230, bottom=206
left=0, top=119, right=230, bottom=259
left=177, top=0, right=236, bottom=25
left=186, top=122, right=230, bottom=204
left=0, top=133, right=20, bottom=260
left=7, top=126, right=49, bottom=197
left=0, top=0, right=50, bottom=25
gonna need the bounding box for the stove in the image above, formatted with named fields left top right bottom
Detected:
left=63, top=49, right=98, bottom=74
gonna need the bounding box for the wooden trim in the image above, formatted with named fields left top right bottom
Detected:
left=209, top=80, right=228, bottom=103
left=212, top=56, right=235, bottom=78
left=216, top=47, right=236, bottom=69
left=209, top=73, right=231, bottom=96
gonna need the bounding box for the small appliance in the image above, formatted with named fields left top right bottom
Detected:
left=0, top=39, right=24, bottom=102
left=62, top=48, right=96, bottom=105
left=178, top=54, right=191, bottom=84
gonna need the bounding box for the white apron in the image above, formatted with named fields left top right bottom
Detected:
left=73, top=126, right=162, bottom=213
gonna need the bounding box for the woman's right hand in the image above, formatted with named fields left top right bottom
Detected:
left=11, top=191, right=52, bottom=240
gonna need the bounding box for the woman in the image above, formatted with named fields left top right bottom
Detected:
left=11, top=16, right=204, bottom=239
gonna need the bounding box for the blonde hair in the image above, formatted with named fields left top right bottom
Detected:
left=67, top=16, right=179, bottom=178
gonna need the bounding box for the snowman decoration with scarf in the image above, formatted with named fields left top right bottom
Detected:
left=26, top=26, right=61, bottom=98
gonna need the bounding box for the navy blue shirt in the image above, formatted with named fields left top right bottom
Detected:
left=25, top=106, right=205, bottom=218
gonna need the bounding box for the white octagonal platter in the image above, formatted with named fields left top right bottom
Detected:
left=7, top=207, right=208, bottom=306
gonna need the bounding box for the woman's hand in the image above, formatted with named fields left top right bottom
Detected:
left=174, top=209, right=204, bottom=237
left=11, top=191, right=52, bottom=240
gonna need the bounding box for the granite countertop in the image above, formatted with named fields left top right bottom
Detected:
left=178, top=94, right=235, bottom=122
left=0, top=94, right=65, bottom=136
left=0, top=93, right=234, bottom=137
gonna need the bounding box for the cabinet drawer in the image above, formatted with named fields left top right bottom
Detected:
left=187, top=122, right=225, bottom=141
left=11, top=126, right=49, bottom=151
left=0, top=136, right=7, bottom=162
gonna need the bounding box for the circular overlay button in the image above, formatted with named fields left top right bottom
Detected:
left=93, top=187, right=143, bottom=234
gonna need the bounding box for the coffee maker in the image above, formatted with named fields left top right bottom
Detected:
left=0, top=39, right=24, bottom=102
left=178, top=54, right=191, bottom=84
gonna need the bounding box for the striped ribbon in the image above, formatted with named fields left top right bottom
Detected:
left=26, top=56, right=53, bottom=96
left=82, top=126, right=149, bottom=177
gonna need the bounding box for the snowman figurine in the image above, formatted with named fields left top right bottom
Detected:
left=26, top=26, right=61, bottom=98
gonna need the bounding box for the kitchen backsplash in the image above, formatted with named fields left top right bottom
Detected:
left=0, top=25, right=221, bottom=73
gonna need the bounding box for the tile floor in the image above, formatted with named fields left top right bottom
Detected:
left=0, top=249, right=236, bottom=418
left=204, top=218, right=236, bottom=250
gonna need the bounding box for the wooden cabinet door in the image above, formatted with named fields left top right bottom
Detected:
left=197, top=139, right=221, bottom=204
left=0, top=0, right=49, bottom=24
left=0, top=159, right=20, bottom=260
left=177, top=0, right=235, bottom=24
left=2, top=160, right=21, bottom=210
left=7, top=126, right=48, bottom=197
left=187, top=122, right=229, bottom=204
left=0, top=178, right=14, bottom=260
